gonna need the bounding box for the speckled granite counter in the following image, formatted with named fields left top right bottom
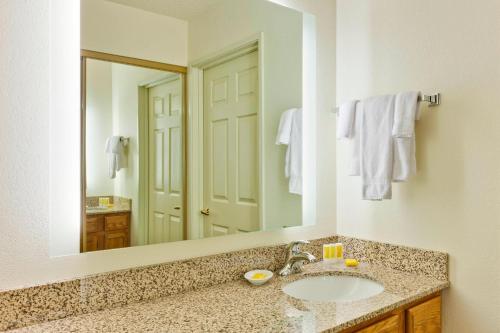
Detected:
left=7, top=260, right=449, bottom=333
left=85, top=196, right=131, bottom=215
left=85, top=206, right=131, bottom=215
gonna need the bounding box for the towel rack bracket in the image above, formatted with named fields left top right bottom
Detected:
left=421, top=93, right=440, bottom=107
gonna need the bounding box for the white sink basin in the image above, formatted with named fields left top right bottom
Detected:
left=282, top=275, right=384, bottom=302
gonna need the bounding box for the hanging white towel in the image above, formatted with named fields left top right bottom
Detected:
left=336, top=100, right=358, bottom=139
left=276, top=108, right=302, bottom=195
left=347, top=101, right=362, bottom=176
left=360, top=95, right=395, bottom=200
left=392, top=91, right=421, bottom=182
left=105, top=136, right=124, bottom=179
left=392, top=91, right=421, bottom=138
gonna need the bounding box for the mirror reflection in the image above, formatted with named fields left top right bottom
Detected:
left=81, top=0, right=314, bottom=253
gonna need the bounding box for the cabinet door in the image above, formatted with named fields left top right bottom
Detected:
left=356, top=314, right=402, bottom=333
left=406, top=296, right=441, bottom=333
left=86, top=215, right=104, bottom=232
left=105, top=214, right=129, bottom=231
left=105, top=230, right=129, bottom=250
left=86, top=232, right=104, bottom=252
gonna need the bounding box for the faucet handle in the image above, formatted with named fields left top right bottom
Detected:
left=287, top=240, right=310, bottom=255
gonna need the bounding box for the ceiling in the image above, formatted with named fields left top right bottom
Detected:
left=106, top=0, right=226, bottom=20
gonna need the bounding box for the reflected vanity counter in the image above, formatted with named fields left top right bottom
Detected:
left=86, top=196, right=131, bottom=215
left=1, top=236, right=449, bottom=332
left=84, top=196, right=131, bottom=252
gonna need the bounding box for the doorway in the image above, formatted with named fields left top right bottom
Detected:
left=146, top=76, right=184, bottom=243
left=188, top=36, right=263, bottom=239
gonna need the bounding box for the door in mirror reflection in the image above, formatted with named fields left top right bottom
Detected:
left=203, top=51, right=259, bottom=236
left=148, top=77, right=184, bottom=244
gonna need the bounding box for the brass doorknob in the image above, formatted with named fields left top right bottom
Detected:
left=200, top=208, right=210, bottom=216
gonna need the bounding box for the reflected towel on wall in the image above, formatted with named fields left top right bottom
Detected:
left=276, top=108, right=302, bottom=195
left=105, top=136, right=124, bottom=179
left=336, top=100, right=358, bottom=139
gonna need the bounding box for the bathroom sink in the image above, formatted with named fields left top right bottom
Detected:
left=282, top=275, right=384, bottom=302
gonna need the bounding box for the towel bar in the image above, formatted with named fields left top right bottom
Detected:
left=333, top=93, right=440, bottom=114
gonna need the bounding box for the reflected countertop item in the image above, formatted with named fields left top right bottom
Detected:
left=9, top=261, right=449, bottom=333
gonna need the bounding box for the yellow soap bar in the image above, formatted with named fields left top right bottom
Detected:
left=345, top=259, right=359, bottom=267
left=251, top=273, right=266, bottom=280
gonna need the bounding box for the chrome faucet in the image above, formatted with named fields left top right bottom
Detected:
left=279, top=240, right=316, bottom=276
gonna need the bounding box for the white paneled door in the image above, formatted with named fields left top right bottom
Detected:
left=148, top=77, right=183, bottom=244
left=203, top=51, right=259, bottom=237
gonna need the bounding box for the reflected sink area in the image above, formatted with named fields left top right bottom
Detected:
left=282, top=275, right=384, bottom=302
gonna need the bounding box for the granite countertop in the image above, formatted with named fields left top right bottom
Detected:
left=8, top=260, right=449, bottom=333
left=85, top=206, right=130, bottom=215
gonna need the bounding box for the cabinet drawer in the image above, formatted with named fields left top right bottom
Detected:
left=105, top=230, right=129, bottom=249
left=406, top=296, right=441, bottom=333
left=356, top=314, right=402, bottom=333
left=105, top=214, right=129, bottom=231
left=86, top=215, right=103, bottom=233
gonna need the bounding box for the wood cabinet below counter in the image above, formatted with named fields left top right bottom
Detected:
left=83, top=212, right=130, bottom=252
left=343, top=294, right=441, bottom=333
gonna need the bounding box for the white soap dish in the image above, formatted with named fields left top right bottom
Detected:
left=244, top=269, right=273, bottom=286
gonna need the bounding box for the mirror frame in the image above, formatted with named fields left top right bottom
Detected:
left=80, top=50, right=188, bottom=252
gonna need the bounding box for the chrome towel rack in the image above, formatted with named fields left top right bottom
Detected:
left=333, top=93, right=440, bottom=114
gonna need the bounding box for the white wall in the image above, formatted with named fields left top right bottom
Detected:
left=0, top=0, right=336, bottom=291
left=336, top=0, right=500, bottom=332
left=81, top=0, right=188, bottom=66
left=86, top=59, right=114, bottom=196
left=188, top=0, right=303, bottom=229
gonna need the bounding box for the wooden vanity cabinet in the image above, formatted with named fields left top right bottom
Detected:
left=356, top=313, right=403, bottom=333
left=405, top=296, right=441, bottom=333
left=344, top=294, right=441, bottom=333
left=84, top=212, right=130, bottom=252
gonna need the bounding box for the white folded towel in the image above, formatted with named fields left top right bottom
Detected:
left=348, top=101, right=362, bottom=176
left=392, top=91, right=421, bottom=138
left=336, top=100, right=358, bottom=139
left=360, top=95, right=395, bottom=200
left=105, top=136, right=124, bottom=179
left=276, top=108, right=302, bottom=195
left=392, top=91, right=421, bottom=182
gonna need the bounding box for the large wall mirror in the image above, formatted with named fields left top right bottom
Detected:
left=77, top=0, right=316, bottom=254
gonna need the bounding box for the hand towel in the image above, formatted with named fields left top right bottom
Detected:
left=276, top=108, right=302, bottom=195
left=360, top=95, right=395, bottom=200
left=392, top=91, right=421, bottom=138
left=105, top=136, right=124, bottom=179
left=276, top=109, right=295, bottom=145
left=336, top=100, right=358, bottom=139
left=348, top=101, right=362, bottom=176
left=392, top=91, right=420, bottom=182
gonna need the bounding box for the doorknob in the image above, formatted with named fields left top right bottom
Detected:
left=200, top=208, right=210, bottom=216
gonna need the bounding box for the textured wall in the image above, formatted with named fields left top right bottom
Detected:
left=336, top=0, right=500, bottom=331
left=0, top=0, right=52, bottom=282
